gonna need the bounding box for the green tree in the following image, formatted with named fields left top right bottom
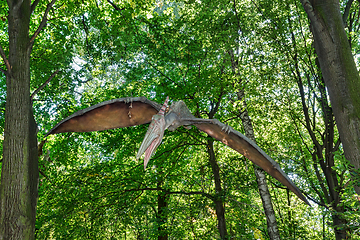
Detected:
left=0, top=1, right=57, bottom=238
left=299, top=0, right=360, bottom=198
left=3, top=0, right=359, bottom=239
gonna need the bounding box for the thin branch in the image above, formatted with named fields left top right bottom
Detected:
left=30, top=69, right=59, bottom=100
left=228, top=197, right=265, bottom=215
left=209, top=91, right=224, bottom=119
left=289, top=111, right=312, bottom=153
left=0, top=45, right=10, bottom=72
left=166, top=190, right=214, bottom=200
left=164, top=145, right=188, bottom=177
left=30, top=0, right=41, bottom=15
left=91, top=191, right=144, bottom=216
left=197, top=48, right=207, bottom=78
left=312, top=156, right=330, bottom=203
left=333, top=137, right=341, bottom=152
left=81, top=15, right=92, bottom=56
left=146, top=60, right=185, bottom=92
left=303, top=191, right=328, bottom=208
left=37, top=139, right=48, bottom=157
left=343, top=0, right=355, bottom=25
left=107, top=0, right=125, bottom=11
left=29, top=0, right=58, bottom=44
left=0, top=67, right=6, bottom=74
left=182, top=128, right=207, bottom=144
left=296, top=71, right=322, bottom=151
left=92, top=187, right=160, bottom=201
left=302, top=154, right=326, bottom=204
left=268, top=178, right=287, bottom=190
left=39, top=168, right=52, bottom=183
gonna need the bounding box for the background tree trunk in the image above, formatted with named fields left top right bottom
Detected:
left=0, top=1, right=39, bottom=239
left=207, top=139, right=228, bottom=239
left=228, top=49, right=281, bottom=240
left=157, top=181, right=168, bottom=240
left=237, top=89, right=281, bottom=240
left=299, top=0, right=360, bottom=195
left=293, top=56, right=348, bottom=239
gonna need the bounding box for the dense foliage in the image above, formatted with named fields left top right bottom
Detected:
left=1, top=0, right=359, bottom=239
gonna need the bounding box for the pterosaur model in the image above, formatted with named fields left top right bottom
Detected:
left=46, top=96, right=309, bottom=205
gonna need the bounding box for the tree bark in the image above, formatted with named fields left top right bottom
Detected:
left=228, top=49, right=281, bottom=240
left=299, top=0, right=360, bottom=195
left=0, top=1, right=39, bottom=239
left=207, top=139, right=228, bottom=239
left=294, top=57, right=348, bottom=239
left=157, top=181, right=168, bottom=240
left=237, top=90, right=281, bottom=240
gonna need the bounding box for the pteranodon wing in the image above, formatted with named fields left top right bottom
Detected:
left=45, top=97, right=162, bottom=137
left=178, top=118, right=310, bottom=205
left=46, top=97, right=309, bottom=205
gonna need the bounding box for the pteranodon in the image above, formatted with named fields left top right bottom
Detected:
left=45, top=96, right=310, bottom=205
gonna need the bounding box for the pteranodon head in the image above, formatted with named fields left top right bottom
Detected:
left=136, top=96, right=169, bottom=169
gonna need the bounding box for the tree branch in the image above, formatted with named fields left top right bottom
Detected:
left=92, top=186, right=214, bottom=202
left=29, top=0, right=58, bottom=44
left=39, top=168, right=52, bottom=183
left=296, top=70, right=322, bottom=152
left=92, top=187, right=160, bottom=201
left=342, top=0, right=354, bottom=25
left=166, top=190, right=214, bottom=200
left=107, top=0, right=125, bottom=11
left=0, top=68, right=6, bottom=74
left=30, top=69, right=59, bottom=100
left=30, top=0, right=41, bottom=15
left=333, top=137, right=341, bottom=152
left=303, top=191, right=328, bottom=209
left=146, top=60, right=185, bottom=92
left=297, top=149, right=326, bottom=204
left=312, top=156, right=330, bottom=203
left=0, top=45, right=10, bottom=72
left=228, top=197, right=265, bottom=215
left=38, top=139, right=47, bottom=157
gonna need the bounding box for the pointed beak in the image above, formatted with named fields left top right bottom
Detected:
left=136, top=121, right=165, bottom=169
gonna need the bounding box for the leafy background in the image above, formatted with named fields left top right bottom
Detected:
left=1, top=0, right=360, bottom=239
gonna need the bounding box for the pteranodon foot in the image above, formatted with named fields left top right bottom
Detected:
left=124, top=97, right=133, bottom=118
left=125, top=97, right=133, bottom=108
left=221, top=123, right=232, bottom=134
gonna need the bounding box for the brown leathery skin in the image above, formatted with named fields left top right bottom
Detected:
left=46, top=96, right=310, bottom=205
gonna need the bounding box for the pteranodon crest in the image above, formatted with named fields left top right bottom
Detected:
left=46, top=96, right=310, bottom=205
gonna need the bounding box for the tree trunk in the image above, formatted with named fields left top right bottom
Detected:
left=331, top=205, right=347, bottom=240
left=299, top=0, right=360, bottom=196
left=237, top=89, right=281, bottom=240
left=207, top=139, right=228, bottom=239
left=157, top=181, right=168, bottom=240
left=0, top=1, right=39, bottom=239
left=228, top=49, right=281, bottom=240
left=294, top=60, right=348, bottom=239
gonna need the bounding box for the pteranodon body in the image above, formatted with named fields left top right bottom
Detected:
left=46, top=96, right=310, bottom=205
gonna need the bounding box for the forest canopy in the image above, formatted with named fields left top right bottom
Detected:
left=0, top=0, right=359, bottom=239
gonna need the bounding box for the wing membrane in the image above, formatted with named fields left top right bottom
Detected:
left=45, top=97, right=161, bottom=136
left=186, top=119, right=310, bottom=205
